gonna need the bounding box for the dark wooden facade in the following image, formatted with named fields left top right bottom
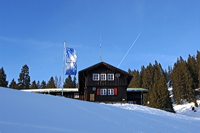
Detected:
left=126, top=88, right=149, bottom=104
left=78, top=62, right=133, bottom=103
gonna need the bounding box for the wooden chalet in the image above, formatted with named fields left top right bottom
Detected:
left=78, top=62, right=148, bottom=104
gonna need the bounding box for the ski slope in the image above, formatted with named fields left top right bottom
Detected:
left=1, top=87, right=200, bottom=133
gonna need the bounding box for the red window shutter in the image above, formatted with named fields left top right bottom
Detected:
left=114, top=88, right=118, bottom=95
left=97, top=88, right=100, bottom=95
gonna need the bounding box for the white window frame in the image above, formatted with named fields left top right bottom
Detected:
left=93, top=73, right=99, bottom=81
left=100, top=73, right=106, bottom=81
left=74, top=93, right=79, bottom=98
left=107, top=74, right=114, bottom=81
left=100, top=89, right=107, bottom=95
left=108, top=88, right=114, bottom=95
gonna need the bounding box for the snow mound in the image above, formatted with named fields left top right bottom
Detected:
left=174, top=101, right=200, bottom=118
left=1, top=87, right=200, bottom=133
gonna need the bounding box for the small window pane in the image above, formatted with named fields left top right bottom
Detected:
left=100, top=89, right=107, bottom=95
left=74, top=93, right=79, bottom=98
left=93, top=74, right=99, bottom=81
left=108, top=74, right=114, bottom=81
left=108, top=89, right=114, bottom=95
left=100, top=74, right=106, bottom=81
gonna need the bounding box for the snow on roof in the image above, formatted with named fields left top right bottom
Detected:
left=127, top=88, right=149, bottom=92
left=21, top=88, right=78, bottom=93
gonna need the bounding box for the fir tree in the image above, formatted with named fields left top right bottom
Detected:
left=187, top=55, right=198, bottom=89
left=37, top=81, right=41, bottom=89
left=30, top=80, right=38, bottom=89
left=141, top=64, right=154, bottom=106
left=73, top=76, right=77, bottom=87
left=171, top=57, right=195, bottom=104
left=196, top=51, right=200, bottom=88
left=9, top=79, right=17, bottom=89
left=63, top=75, right=74, bottom=88
left=139, top=61, right=174, bottom=111
left=41, top=80, right=46, bottom=89
left=128, top=70, right=140, bottom=88
left=46, top=77, right=56, bottom=88
left=17, top=65, right=30, bottom=89
left=0, top=67, right=8, bottom=87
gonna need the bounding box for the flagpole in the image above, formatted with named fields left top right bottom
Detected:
left=62, top=41, right=66, bottom=96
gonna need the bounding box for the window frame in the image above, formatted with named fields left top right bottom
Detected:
left=100, top=88, right=107, bottom=95
left=108, top=88, right=114, bottom=95
left=93, top=73, right=99, bottom=81
left=100, top=73, right=106, bottom=81
left=74, top=93, right=79, bottom=98
left=107, top=74, right=114, bottom=81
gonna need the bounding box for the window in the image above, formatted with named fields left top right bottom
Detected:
left=93, top=74, right=99, bottom=81
left=74, top=93, right=79, bottom=98
left=97, top=88, right=118, bottom=95
left=100, top=74, right=106, bottom=81
left=107, top=74, right=114, bottom=81
left=108, top=89, right=114, bottom=95
left=100, top=89, right=107, bottom=95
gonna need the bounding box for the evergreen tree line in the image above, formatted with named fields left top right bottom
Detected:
left=128, top=51, right=200, bottom=110
left=128, top=61, right=173, bottom=110
left=169, top=51, right=200, bottom=105
left=0, top=64, right=77, bottom=90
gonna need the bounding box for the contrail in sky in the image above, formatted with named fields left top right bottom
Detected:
left=117, top=32, right=141, bottom=68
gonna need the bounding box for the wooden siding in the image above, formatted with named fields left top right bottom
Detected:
left=127, top=92, right=142, bottom=105
left=86, top=87, right=127, bottom=102
left=86, top=66, right=129, bottom=87
left=78, top=62, right=133, bottom=102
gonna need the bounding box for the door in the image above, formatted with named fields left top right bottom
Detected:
left=90, top=94, right=95, bottom=101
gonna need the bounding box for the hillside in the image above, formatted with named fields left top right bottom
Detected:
left=1, top=87, right=200, bottom=133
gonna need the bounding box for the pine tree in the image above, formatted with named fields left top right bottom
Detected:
left=73, top=76, right=77, bottom=87
left=172, top=57, right=187, bottom=104
left=9, top=79, right=17, bottom=89
left=141, top=64, right=154, bottom=106
left=41, top=80, right=46, bottom=89
left=63, top=75, right=74, bottom=88
left=17, top=65, right=30, bottom=89
left=171, top=57, right=195, bottom=104
left=196, top=51, right=200, bottom=88
left=46, top=77, right=56, bottom=88
left=0, top=67, right=8, bottom=87
left=37, top=81, right=41, bottom=89
left=156, top=75, right=174, bottom=110
left=140, top=61, right=174, bottom=111
left=187, top=55, right=198, bottom=89
left=30, top=80, right=38, bottom=89
left=128, top=70, right=140, bottom=88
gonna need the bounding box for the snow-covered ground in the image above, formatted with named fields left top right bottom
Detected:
left=173, top=101, right=200, bottom=118
left=1, top=87, right=200, bottom=133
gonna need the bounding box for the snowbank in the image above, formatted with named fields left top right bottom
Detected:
left=174, top=101, right=200, bottom=118
left=1, top=87, right=200, bottom=133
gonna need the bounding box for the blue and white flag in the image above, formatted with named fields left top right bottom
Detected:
left=66, top=47, right=77, bottom=75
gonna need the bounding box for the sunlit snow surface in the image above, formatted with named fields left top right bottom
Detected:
left=173, top=102, right=200, bottom=118
left=1, top=87, right=200, bottom=133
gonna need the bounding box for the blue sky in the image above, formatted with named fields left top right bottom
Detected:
left=1, top=0, right=200, bottom=83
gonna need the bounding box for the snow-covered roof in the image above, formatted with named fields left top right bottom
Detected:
left=127, top=88, right=149, bottom=92
left=21, top=88, right=78, bottom=93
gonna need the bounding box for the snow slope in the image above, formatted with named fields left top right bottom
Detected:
left=1, top=87, right=200, bottom=133
left=174, top=102, right=200, bottom=118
